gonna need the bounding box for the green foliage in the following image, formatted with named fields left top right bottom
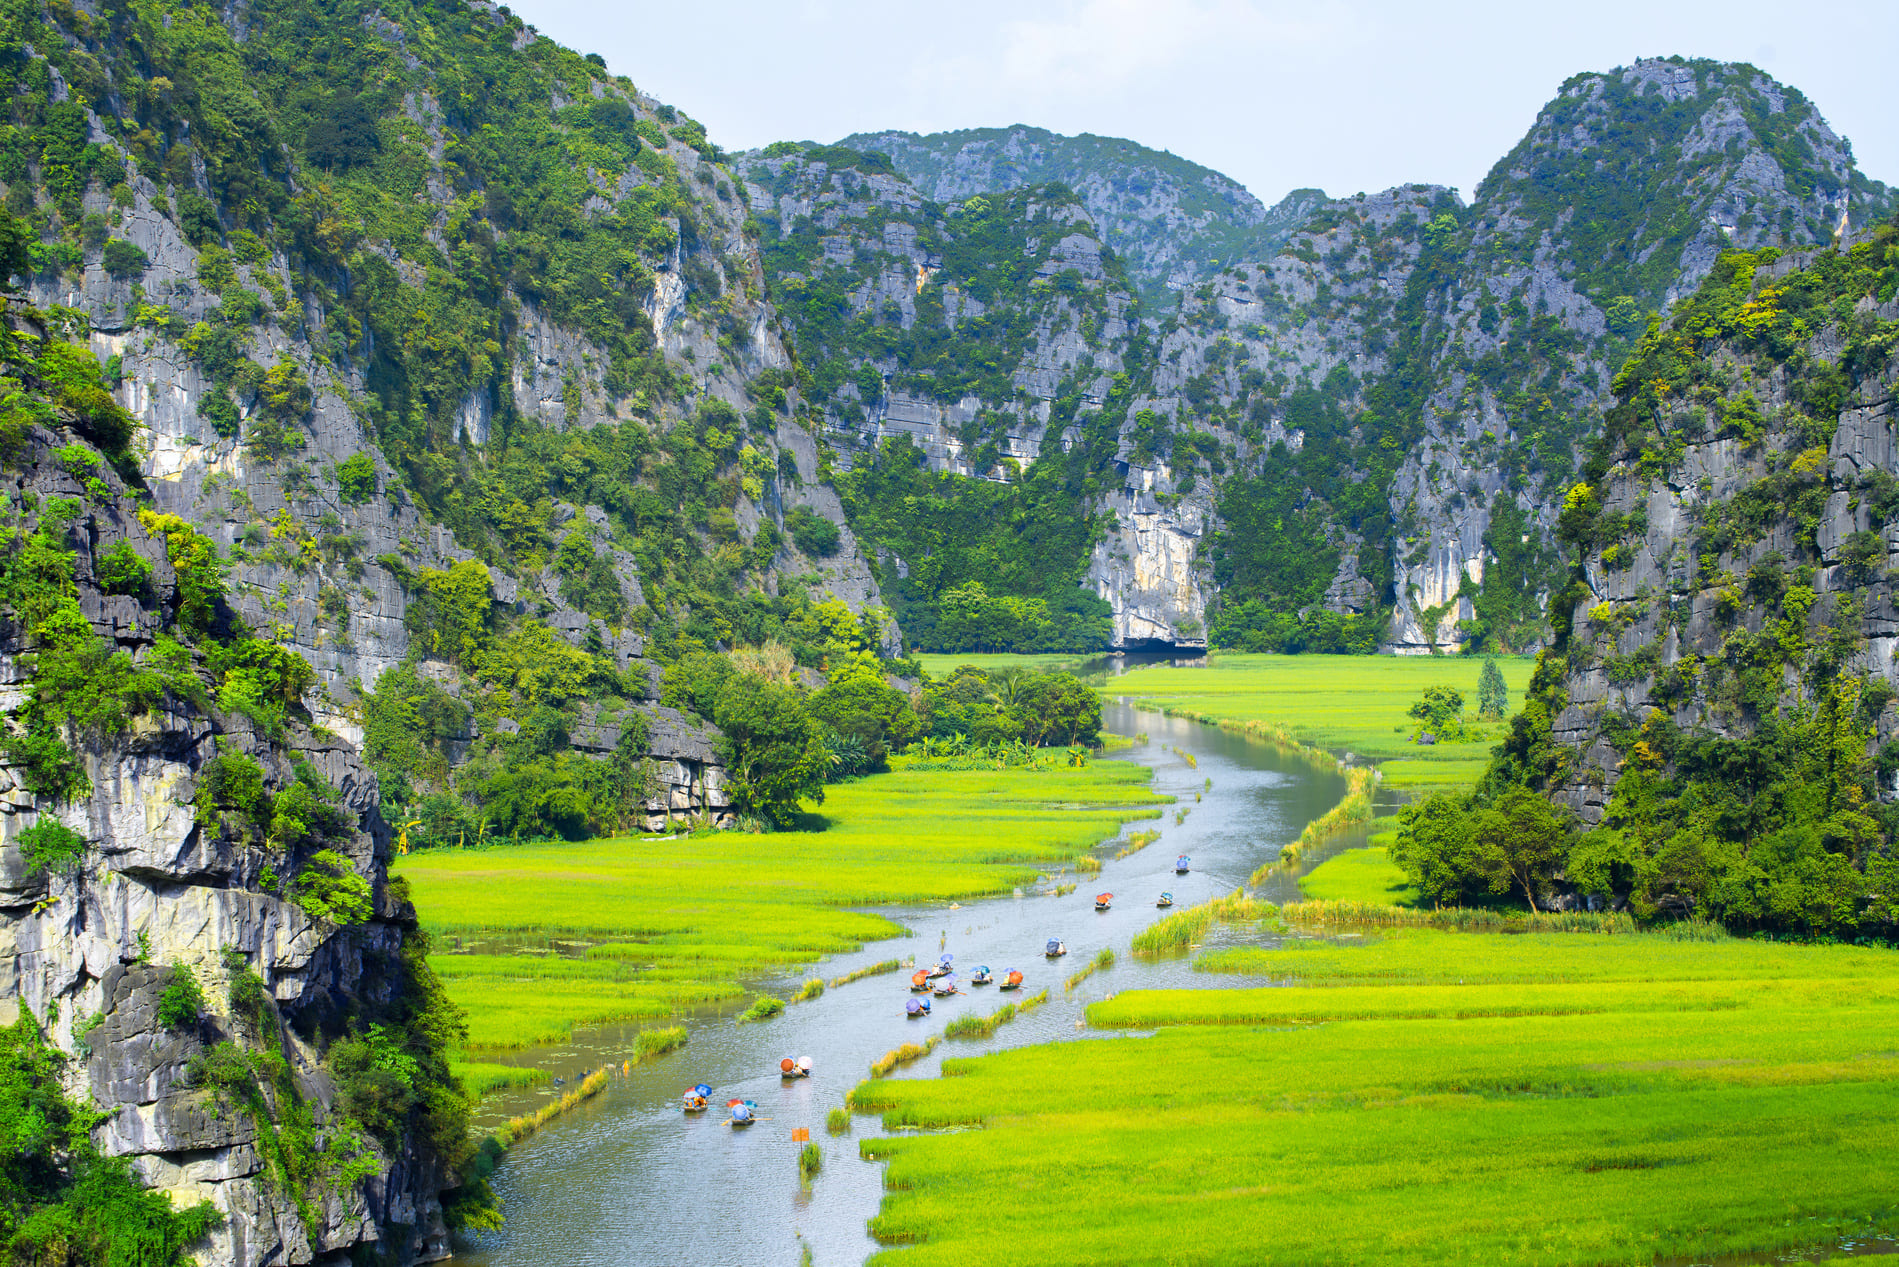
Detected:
left=0, top=1016, right=221, bottom=1264
left=196, top=750, right=271, bottom=840
left=712, top=673, right=829, bottom=828
left=739, top=995, right=784, bottom=1022
left=138, top=511, right=224, bottom=635
left=293, top=850, right=372, bottom=926
left=808, top=669, right=921, bottom=772
left=785, top=505, right=839, bottom=557
left=1476, top=658, right=1509, bottom=720
left=1405, top=684, right=1468, bottom=741
left=18, top=819, right=85, bottom=876
left=1391, top=788, right=1574, bottom=909
left=100, top=237, right=148, bottom=279
left=335, top=451, right=377, bottom=504
left=361, top=663, right=470, bottom=792
left=402, top=560, right=492, bottom=665
left=839, top=438, right=1112, bottom=654
left=94, top=539, right=152, bottom=596
left=155, top=963, right=205, bottom=1029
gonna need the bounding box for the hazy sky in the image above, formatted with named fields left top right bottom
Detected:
left=507, top=0, right=1896, bottom=209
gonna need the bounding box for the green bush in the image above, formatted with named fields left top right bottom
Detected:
left=1, top=1017, right=222, bottom=1261
left=18, top=819, right=86, bottom=876
left=293, top=850, right=372, bottom=925
left=156, top=964, right=206, bottom=1029
left=739, top=995, right=784, bottom=1022
left=101, top=238, right=149, bottom=279
left=95, top=540, right=152, bottom=597
left=786, top=506, right=840, bottom=556
left=336, top=451, right=377, bottom=504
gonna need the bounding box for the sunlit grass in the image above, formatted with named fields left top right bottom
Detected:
left=913, top=653, right=1096, bottom=678
left=1109, top=653, right=1537, bottom=788
left=850, top=930, right=1899, bottom=1265
left=1295, top=845, right=1418, bottom=905
left=399, top=758, right=1164, bottom=1049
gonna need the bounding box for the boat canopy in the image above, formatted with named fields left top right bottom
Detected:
left=693, top=1083, right=712, bottom=1097
left=1045, top=938, right=1062, bottom=954
left=939, top=952, right=954, bottom=963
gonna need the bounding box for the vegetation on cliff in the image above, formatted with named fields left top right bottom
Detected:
left=1393, top=218, right=1899, bottom=937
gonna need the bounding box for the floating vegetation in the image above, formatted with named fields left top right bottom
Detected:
left=1115, top=829, right=1161, bottom=859
left=1259, top=766, right=1376, bottom=880
left=1132, top=890, right=1274, bottom=957
left=1077, top=854, right=1103, bottom=874
left=633, top=1026, right=688, bottom=1059
left=740, top=995, right=786, bottom=1022
left=451, top=1060, right=550, bottom=1098
left=944, top=981, right=1041, bottom=1040
left=790, top=978, right=825, bottom=1003
left=829, top=958, right=904, bottom=989
left=1051, top=881, right=1077, bottom=897
left=865, top=1038, right=940, bottom=1079
left=1064, top=947, right=1115, bottom=992
left=826, top=1107, right=851, bottom=1135
left=798, top=1142, right=823, bottom=1179
left=493, top=1066, right=611, bottom=1149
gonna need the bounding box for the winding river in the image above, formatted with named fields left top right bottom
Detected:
left=449, top=695, right=1363, bottom=1267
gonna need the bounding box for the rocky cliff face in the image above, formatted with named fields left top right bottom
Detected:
left=840, top=124, right=1324, bottom=308
left=1537, top=226, right=1899, bottom=830
left=0, top=407, right=463, bottom=1262
left=1122, top=58, right=1895, bottom=653
left=9, top=0, right=903, bottom=825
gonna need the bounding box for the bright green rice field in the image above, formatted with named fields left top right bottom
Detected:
left=851, top=927, right=1899, bottom=1265
left=396, top=758, right=1165, bottom=1049
left=1108, top=652, right=1537, bottom=787
left=913, top=652, right=1097, bottom=678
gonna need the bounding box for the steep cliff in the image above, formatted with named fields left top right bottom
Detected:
left=1, top=0, right=906, bottom=840
left=1480, top=218, right=1899, bottom=932
left=0, top=293, right=480, bottom=1261
left=831, top=61, right=1894, bottom=655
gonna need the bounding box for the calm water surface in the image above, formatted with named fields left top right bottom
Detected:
left=448, top=698, right=1348, bottom=1267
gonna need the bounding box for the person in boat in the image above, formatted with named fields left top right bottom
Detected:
left=1045, top=938, right=1066, bottom=957
left=906, top=997, right=931, bottom=1016
left=911, top=969, right=931, bottom=991
left=1095, top=892, right=1112, bottom=909
left=927, top=954, right=953, bottom=979
left=729, top=1100, right=755, bottom=1124
left=1001, top=969, right=1024, bottom=990
left=970, top=965, right=993, bottom=984
left=933, top=975, right=958, bottom=996
left=1157, top=891, right=1174, bottom=907
left=683, top=1091, right=709, bottom=1112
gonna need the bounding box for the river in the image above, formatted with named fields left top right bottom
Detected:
left=448, top=697, right=1366, bottom=1267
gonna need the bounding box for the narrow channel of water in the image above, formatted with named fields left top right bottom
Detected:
left=448, top=699, right=1345, bottom=1267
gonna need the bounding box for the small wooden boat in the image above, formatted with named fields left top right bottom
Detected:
left=1156, top=892, right=1174, bottom=908
left=683, top=1082, right=713, bottom=1112
left=970, top=966, right=993, bottom=985
left=727, top=1099, right=757, bottom=1126
left=998, top=969, right=1024, bottom=991
left=926, top=955, right=953, bottom=979
left=909, top=969, right=932, bottom=992
left=779, top=1056, right=812, bottom=1079
left=1045, top=938, right=1067, bottom=958
left=905, top=997, right=932, bottom=1017
left=1175, top=855, right=1191, bottom=874
left=1094, top=893, right=1113, bottom=911
left=932, top=976, right=959, bottom=997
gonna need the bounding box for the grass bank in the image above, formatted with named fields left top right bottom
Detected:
left=1107, top=652, right=1537, bottom=788
left=849, top=929, right=1899, bottom=1265
left=397, top=757, right=1165, bottom=1050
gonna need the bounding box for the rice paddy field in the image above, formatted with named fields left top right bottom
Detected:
left=396, top=757, right=1166, bottom=1049
left=1106, top=652, right=1538, bottom=787
left=1295, top=837, right=1417, bottom=905
left=851, top=927, right=1899, bottom=1265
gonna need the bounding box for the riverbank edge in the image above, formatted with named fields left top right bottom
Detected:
left=1111, top=703, right=1387, bottom=885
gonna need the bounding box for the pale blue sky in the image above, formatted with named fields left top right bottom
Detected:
left=510, top=0, right=1896, bottom=208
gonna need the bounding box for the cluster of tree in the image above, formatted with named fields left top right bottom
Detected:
left=1394, top=675, right=1899, bottom=936
left=1208, top=601, right=1383, bottom=654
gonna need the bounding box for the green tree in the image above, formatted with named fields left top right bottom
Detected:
left=1010, top=672, right=1102, bottom=747
left=1406, top=684, right=1467, bottom=741
left=711, top=674, right=828, bottom=827
left=807, top=672, right=921, bottom=770
left=1477, top=658, right=1508, bottom=720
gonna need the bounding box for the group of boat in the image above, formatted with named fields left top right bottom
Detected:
left=680, top=1057, right=812, bottom=1126
left=906, top=954, right=1026, bottom=1014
